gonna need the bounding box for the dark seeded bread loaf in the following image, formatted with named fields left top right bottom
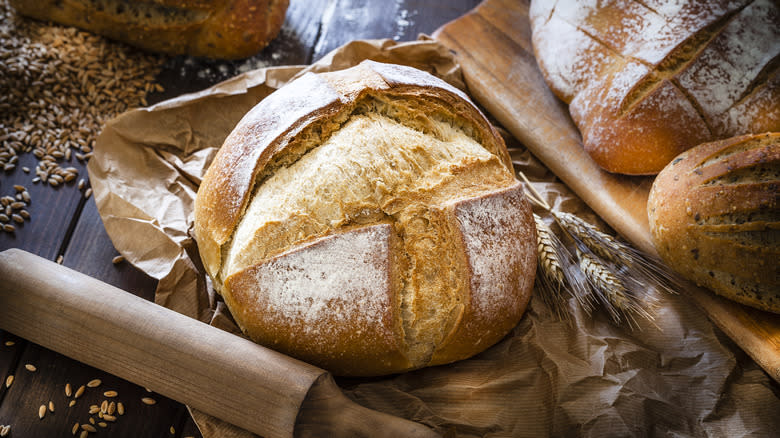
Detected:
left=194, top=61, right=537, bottom=376
left=530, top=0, right=780, bottom=175
left=9, top=0, right=288, bottom=59
left=648, top=132, right=780, bottom=313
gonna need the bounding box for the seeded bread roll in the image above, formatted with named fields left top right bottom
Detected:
left=529, top=0, right=780, bottom=175
left=648, top=132, right=780, bottom=313
left=194, top=61, right=537, bottom=376
left=9, top=0, right=288, bottom=59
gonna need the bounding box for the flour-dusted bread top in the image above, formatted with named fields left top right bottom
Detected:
left=648, top=132, right=780, bottom=313
left=530, top=0, right=780, bottom=175
left=194, top=61, right=535, bottom=376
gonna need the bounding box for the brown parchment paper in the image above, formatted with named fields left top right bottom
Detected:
left=88, top=39, right=780, bottom=437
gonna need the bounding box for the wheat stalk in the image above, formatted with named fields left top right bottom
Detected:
left=552, top=210, right=681, bottom=296
left=519, top=171, right=669, bottom=329
left=552, top=211, right=624, bottom=262
left=576, top=248, right=655, bottom=328
left=535, top=214, right=565, bottom=286
left=534, top=214, right=594, bottom=320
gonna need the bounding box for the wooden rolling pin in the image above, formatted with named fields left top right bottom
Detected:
left=0, top=249, right=439, bottom=438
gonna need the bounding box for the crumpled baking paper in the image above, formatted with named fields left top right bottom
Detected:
left=88, top=38, right=780, bottom=437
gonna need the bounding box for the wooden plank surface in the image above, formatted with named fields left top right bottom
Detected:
left=433, top=0, right=780, bottom=383
left=0, top=1, right=480, bottom=436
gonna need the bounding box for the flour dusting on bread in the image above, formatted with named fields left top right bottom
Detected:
left=530, top=0, right=779, bottom=174
left=195, top=61, right=536, bottom=376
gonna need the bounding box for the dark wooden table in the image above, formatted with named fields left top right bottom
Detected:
left=0, top=1, right=480, bottom=436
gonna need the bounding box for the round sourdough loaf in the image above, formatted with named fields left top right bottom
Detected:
left=648, top=132, right=780, bottom=313
left=194, top=61, right=537, bottom=376
left=529, top=0, right=780, bottom=175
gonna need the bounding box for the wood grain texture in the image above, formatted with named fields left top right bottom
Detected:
left=312, top=0, right=481, bottom=61
left=0, top=249, right=441, bottom=437
left=434, top=0, right=780, bottom=383
left=64, top=198, right=158, bottom=301
left=0, top=152, right=85, bottom=259
left=0, top=249, right=326, bottom=438
left=0, top=342, right=189, bottom=437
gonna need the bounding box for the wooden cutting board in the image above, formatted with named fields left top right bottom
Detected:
left=434, top=0, right=780, bottom=382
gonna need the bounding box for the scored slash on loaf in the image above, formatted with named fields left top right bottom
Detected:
left=194, top=60, right=538, bottom=376
left=529, top=0, right=780, bottom=175
left=648, top=132, right=780, bottom=313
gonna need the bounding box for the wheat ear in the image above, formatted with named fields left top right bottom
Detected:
left=552, top=210, right=680, bottom=295
left=534, top=214, right=594, bottom=320
left=576, top=248, right=655, bottom=329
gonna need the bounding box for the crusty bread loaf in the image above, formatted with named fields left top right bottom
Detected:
left=194, top=61, right=537, bottom=376
left=648, top=132, right=780, bottom=313
left=9, top=0, right=288, bottom=59
left=529, top=0, right=780, bottom=175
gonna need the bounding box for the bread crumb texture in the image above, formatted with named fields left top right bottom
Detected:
left=197, top=62, right=536, bottom=375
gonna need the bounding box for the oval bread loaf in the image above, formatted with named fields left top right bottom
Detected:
left=648, top=132, right=780, bottom=313
left=9, top=0, right=288, bottom=59
left=194, top=61, right=537, bottom=376
left=529, top=0, right=780, bottom=175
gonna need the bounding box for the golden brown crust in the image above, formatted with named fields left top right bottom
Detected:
left=195, top=61, right=510, bottom=281
left=194, top=72, right=342, bottom=279
left=648, top=132, right=780, bottom=313
left=224, top=224, right=414, bottom=376
left=530, top=0, right=780, bottom=175
left=430, top=182, right=536, bottom=366
left=194, top=61, right=535, bottom=375
left=9, top=0, right=289, bottom=59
